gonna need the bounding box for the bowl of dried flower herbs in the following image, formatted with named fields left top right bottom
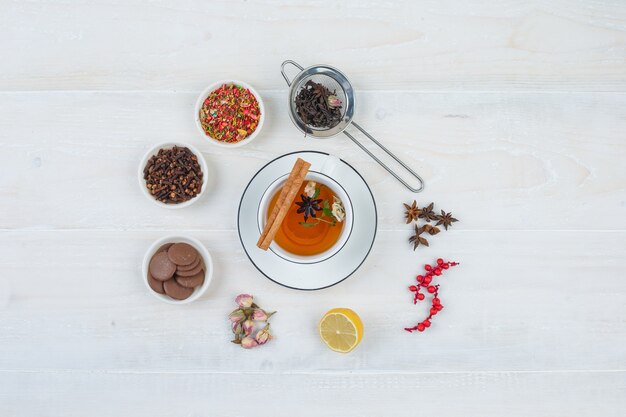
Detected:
left=194, top=80, right=265, bottom=148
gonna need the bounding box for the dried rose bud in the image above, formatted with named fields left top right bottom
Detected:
left=241, top=336, right=258, bottom=349
left=331, top=196, right=345, bottom=222
left=255, top=325, right=272, bottom=345
left=251, top=309, right=275, bottom=321
left=235, top=294, right=253, bottom=308
left=229, top=309, right=246, bottom=323
left=327, top=95, right=342, bottom=108
left=242, top=319, right=255, bottom=336
left=304, top=181, right=317, bottom=198
left=231, top=321, right=242, bottom=335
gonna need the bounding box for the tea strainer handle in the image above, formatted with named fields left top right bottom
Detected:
left=344, top=122, right=425, bottom=193
left=281, top=60, right=304, bottom=86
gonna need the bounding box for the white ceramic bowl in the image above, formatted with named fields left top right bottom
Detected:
left=142, top=235, right=214, bottom=305
left=194, top=80, right=265, bottom=148
left=138, top=142, right=208, bottom=209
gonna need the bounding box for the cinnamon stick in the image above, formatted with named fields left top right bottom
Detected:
left=257, top=158, right=311, bottom=250
left=264, top=158, right=306, bottom=231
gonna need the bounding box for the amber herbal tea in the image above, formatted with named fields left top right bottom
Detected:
left=267, top=179, right=346, bottom=256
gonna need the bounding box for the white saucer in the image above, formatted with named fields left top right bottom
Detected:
left=238, top=151, right=377, bottom=290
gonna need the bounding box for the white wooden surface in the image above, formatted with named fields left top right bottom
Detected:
left=1, top=1, right=625, bottom=416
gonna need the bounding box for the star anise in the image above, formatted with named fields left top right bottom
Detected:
left=295, top=194, right=322, bottom=222
left=403, top=200, right=421, bottom=224
left=422, top=224, right=441, bottom=235
left=408, top=224, right=429, bottom=250
left=418, top=202, right=437, bottom=222
left=435, top=210, right=458, bottom=230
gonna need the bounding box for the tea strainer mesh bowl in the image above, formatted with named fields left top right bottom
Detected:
left=281, top=60, right=424, bottom=193
left=285, top=63, right=354, bottom=138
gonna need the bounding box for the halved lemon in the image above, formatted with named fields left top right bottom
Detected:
left=318, top=308, right=363, bottom=353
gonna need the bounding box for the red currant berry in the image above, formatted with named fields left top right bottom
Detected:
left=416, top=275, right=424, bottom=283
left=434, top=268, right=442, bottom=276
left=437, top=258, right=444, bottom=265
left=423, top=276, right=432, bottom=285
left=417, top=324, right=425, bottom=332
left=441, top=263, right=449, bottom=269
left=424, top=265, right=432, bottom=271
left=433, top=298, right=440, bottom=305
left=423, top=320, right=431, bottom=327
left=430, top=308, right=438, bottom=315
left=409, top=285, right=417, bottom=292
left=417, top=293, right=425, bottom=300
left=437, top=304, right=444, bottom=311
left=427, top=285, right=436, bottom=293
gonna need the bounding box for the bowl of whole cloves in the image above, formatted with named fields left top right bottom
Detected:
left=138, top=142, right=208, bottom=209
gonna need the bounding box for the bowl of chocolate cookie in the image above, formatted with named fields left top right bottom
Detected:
left=142, top=235, right=213, bottom=304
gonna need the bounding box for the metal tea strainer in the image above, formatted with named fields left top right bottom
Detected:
left=281, top=60, right=424, bottom=193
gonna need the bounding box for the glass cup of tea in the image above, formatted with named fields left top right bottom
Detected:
left=257, top=156, right=353, bottom=264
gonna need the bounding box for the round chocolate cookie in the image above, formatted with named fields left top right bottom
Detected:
left=147, top=273, right=166, bottom=294
left=158, top=243, right=174, bottom=253
left=163, top=278, right=195, bottom=300
left=176, top=262, right=204, bottom=277
left=175, top=270, right=205, bottom=288
left=176, top=255, right=201, bottom=272
left=167, top=243, right=198, bottom=266
left=149, top=251, right=177, bottom=281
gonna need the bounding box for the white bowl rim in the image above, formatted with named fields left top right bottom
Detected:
left=138, top=141, right=209, bottom=209
left=194, top=79, right=265, bottom=148
left=142, top=235, right=214, bottom=305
